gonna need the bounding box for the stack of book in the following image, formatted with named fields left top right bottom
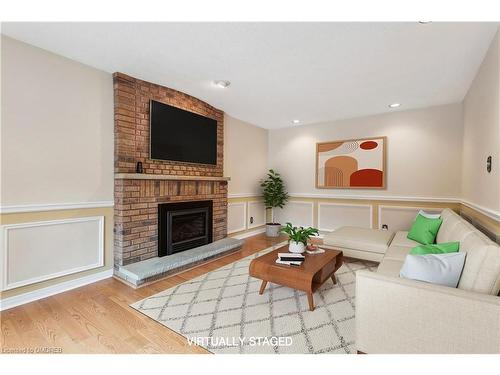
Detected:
left=275, top=252, right=305, bottom=266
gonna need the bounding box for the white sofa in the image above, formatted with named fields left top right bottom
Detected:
left=355, top=208, right=500, bottom=353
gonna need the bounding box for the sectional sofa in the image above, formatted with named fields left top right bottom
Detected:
left=325, top=208, right=500, bottom=353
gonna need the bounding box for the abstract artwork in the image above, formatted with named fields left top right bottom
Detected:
left=316, top=137, right=386, bottom=189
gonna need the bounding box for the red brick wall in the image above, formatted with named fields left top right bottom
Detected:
left=113, top=72, right=224, bottom=176
left=113, top=73, right=227, bottom=266
left=114, top=179, right=227, bottom=265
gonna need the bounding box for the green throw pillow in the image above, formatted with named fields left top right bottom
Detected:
left=410, top=241, right=460, bottom=255
left=407, top=214, right=443, bottom=245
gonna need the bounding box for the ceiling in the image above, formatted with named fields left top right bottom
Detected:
left=2, top=22, right=498, bottom=129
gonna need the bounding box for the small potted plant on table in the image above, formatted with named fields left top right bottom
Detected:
left=280, top=222, right=319, bottom=254
left=260, top=169, right=289, bottom=237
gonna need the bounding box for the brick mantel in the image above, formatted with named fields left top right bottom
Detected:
left=113, top=73, right=228, bottom=267
left=115, top=173, right=231, bottom=182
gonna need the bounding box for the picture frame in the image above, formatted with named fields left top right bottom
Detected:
left=316, top=136, right=387, bottom=189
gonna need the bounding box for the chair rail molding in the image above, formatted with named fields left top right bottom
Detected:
left=0, top=201, right=114, bottom=214
left=228, top=193, right=263, bottom=199
left=287, top=193, right=461, bottom=203
left=461, top=200, right=500, bottom=221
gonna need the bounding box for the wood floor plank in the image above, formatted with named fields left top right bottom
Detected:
left=21, top=301, right=82, bottom=353
left=8, top=306, right=53, bottom=349
left=1, top=318, right=24, bottom=352
left=0, top=233, right=288, bottom=354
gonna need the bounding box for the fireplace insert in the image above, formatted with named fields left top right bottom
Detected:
left=158, top=200, right=213, bottom=256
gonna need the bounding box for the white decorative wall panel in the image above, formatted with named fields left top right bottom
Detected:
left=274, top=201, right=314, bottom=228
left=378, top=206, right=444, bottom=232
left=1, top=216, right=104, bottom=291
left=227, top=202, right=247, bottom=234
left=318, top=203, right=372, bottom=231
left=247, top=201, right=266, bottom=229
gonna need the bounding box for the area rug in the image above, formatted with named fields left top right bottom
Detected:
left=131, top=243, right=377, bottom=354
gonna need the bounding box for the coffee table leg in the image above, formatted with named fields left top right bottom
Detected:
left=259, top=280, right=268, bottom=295
left=307, top=292, right=314, bottom=311
left=331, top=274, right=337, bottom=284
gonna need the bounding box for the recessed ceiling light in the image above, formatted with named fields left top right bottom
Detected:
left=388, top=103, right=401, bottom=108
left=213, top=80, right=231, bottom=88
left=292, top=119, right=300, bottom=124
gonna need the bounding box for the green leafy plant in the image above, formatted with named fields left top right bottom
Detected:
left=280, top=223, right=319, bottom=245
left=260, top=169, right=289, bottom=224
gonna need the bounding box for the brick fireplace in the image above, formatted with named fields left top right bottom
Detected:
left=113, top=73, right=228, bottom=267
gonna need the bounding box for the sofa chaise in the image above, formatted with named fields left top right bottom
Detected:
left=325, top=208, right=500, bottom=353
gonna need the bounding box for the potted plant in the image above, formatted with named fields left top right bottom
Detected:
left=280, top=223, right=319, bottom=254
left=260, top=169, right=289, bottom=237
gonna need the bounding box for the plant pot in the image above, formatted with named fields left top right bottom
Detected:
left=265, top=223, right=281, bottom=237
left=288, top=241, right=306, bottom=254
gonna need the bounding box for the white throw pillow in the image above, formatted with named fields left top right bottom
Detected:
left=416, top=209, right=441, bottom=219
left=400, top=252, right=466, bottom=288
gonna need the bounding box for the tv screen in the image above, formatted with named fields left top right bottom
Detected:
left=150, top=100, right=218, bottom=165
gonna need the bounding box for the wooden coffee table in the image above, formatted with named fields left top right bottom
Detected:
left=249, top=245, right=343, bottom=311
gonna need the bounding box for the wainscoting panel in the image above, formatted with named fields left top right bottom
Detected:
left=318, top=203, right=372, bottom=232
left=227, top=202, right=247, bottom=234
left=1, top=216, right=104, bottom=291
left=378, top=206, right=444, bottom=232
left=247, top=201, right=266, bottom=229
left=274, top=201, right=314, bottom=228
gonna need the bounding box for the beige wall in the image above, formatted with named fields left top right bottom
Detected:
left=1, top=36, right=114, bottom=304
left=224, top=114, right=268, bottom=196
left=1, top=35, right=114, bottom=207
left=269, top=103, right=464, bottom=199
left=462, top=30, right=500, bottom=214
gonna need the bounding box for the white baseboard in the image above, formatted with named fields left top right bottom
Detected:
left=230, top=227, right=266, bottom=239
left=0, top=268, right=113, bottom=311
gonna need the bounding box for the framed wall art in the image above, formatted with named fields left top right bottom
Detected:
left=316, top=136, right=386, bottom=189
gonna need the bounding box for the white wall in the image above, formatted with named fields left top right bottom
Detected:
left=224, top=114, right=268, bottom=196
left=1, top=35, right=114, bottom=207
left=268, top=103, right=464, bottom=199
left=462, top=30, right=500, bottom=213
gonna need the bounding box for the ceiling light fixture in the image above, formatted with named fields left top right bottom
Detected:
left=418, top=21, right=432, bottom=24
left=292, top=119, right=300, bottom=124
left=213, top=80, right=231, bottom=88
left=388, top=103, right=401, bottom=108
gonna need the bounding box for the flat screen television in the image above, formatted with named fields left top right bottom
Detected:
left=150, top=100, right=218, bottom=165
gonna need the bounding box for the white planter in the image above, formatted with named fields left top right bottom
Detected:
left=288, top=241, right=306, bottom=254
left=266, top=223, right=281, bottom=237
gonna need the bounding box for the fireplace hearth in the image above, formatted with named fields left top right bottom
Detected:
left=158, top=200, right=213, bottom=257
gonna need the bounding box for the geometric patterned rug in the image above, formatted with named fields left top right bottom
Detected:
left=131, top=243, right=377, bottom=354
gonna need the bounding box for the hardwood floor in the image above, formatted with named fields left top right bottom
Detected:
left=0, top=233, right=288, bottom=354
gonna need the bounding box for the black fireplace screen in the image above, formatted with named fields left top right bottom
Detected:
left=158, top=200, right=213, bottom=256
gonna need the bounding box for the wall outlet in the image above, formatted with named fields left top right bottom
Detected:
left=250, top=216, right=254, bottom=224
left=382, top=224, right=388, bottom=230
